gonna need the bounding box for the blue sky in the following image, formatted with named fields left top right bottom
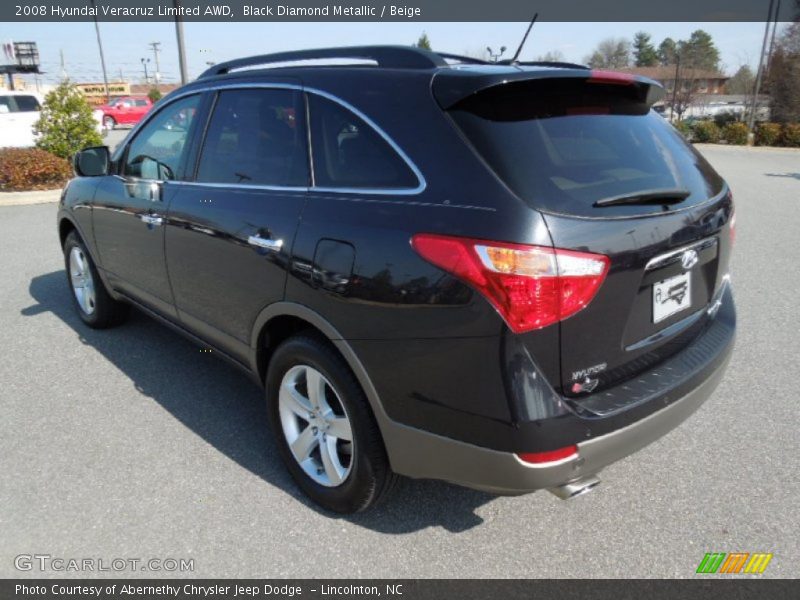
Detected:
left=1, top=21, right=772, bottom=85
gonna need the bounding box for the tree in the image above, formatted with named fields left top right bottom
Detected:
left=680, top=30, right=721, bottom=71
left=585, top=38, right=631, bottom=69
left=766, top=23, right=800, bottom=123
left=726, top=65, right=755, bottom=95
left=415, top=32, right=432, bottom=51
left=633, top=32, right=658, bottom=67
left=659, top=38, right=677, bottom=66
left=535, top=50, right=565, bottom=62
left=147, top=88, right=162, bottom=103
left=33, top=81, right=102, bottom=159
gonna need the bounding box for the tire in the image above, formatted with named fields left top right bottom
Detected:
left=103, top=115, right=116, bottom=130
left=63, top=231, right=129, bottom=328
left=266, top=334, right=398, bottom=513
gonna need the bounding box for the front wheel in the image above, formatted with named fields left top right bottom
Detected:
left=102, top=115, right=116, bottom=130
left=266, top=335, right=397, bottom=513
left=63, top=231, right=129, bottom=328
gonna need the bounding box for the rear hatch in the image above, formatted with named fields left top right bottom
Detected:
left=440, top=68, right=734, bottom=398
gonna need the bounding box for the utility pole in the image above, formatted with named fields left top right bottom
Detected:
left=174, top=0, right=189, bottom=84
left=747, top=0, right=776, bottom=139
left=486, top=46, right=506, bottom=63
left=60, top=49, right=66, bottom=81
left=766, top=0, right=781, bottom=73
left=90, top=0, right=110, bottom=103
left=149, top=41, right=162, bottom=84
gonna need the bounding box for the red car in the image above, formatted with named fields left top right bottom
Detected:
left=95, top=96, right=153, bottom=130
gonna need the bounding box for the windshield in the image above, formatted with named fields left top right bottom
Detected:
left=448, top=80, right=724, bottom=217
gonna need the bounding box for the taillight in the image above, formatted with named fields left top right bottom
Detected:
left=517, top=445, right=578, bottom=465
left=410, top=234, right=609, bottom=333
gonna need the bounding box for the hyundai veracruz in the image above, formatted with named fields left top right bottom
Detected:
left=58, top=46, right=736, bottom=513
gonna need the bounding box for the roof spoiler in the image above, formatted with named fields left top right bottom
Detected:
left=433, top=68, right=665, bottom=110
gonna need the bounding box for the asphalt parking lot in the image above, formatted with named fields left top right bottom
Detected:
left=1, top=145, right=798, bottom=578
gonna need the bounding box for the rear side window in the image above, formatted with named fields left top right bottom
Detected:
left=449, top=79, right=724, bottom=217
left=0, top=95, right=39, bottom=113
left=134, top=99, right=149, bottom=107
left=309, top=94, right=418, bottom=190
left=12, top=95, right=40, bottom=112
left=196, top=88, right=309, bottom=187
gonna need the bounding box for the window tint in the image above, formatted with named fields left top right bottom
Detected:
left=0, top=95, right=39, bottom=113
left=134, top=99, right=149, bottom=107
left=13, top=95, right=40, bottom=112
left=308, top=95, right=418, bottom=189
left=123, top=94, right=199, bottom=181
left=196, top=88, right=308, bottom=187
left=449, top=79, right=723, bottom=217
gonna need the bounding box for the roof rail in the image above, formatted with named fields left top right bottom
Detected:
left=436, top=52, right=489, bottom=65
left=199, top=45, right=448, bottom=78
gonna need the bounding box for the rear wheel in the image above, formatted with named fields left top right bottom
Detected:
left=63, top=231, right=129, bottom=328
left=266, top=335, right=397, bottom=513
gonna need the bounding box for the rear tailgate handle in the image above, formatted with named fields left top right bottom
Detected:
left=139, top=214, right=164, bottom=226
left=248, top=235, right=283, bottom=252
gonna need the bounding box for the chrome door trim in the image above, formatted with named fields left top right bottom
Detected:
left=125, top=82, right=427, bottom=196
left=644, top=237, right=718, bottom=272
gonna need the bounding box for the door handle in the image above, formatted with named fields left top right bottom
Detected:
left=139, top=214, right=164, bottom=226
left=248, top=235, right=283, bottom=252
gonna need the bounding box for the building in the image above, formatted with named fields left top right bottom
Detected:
left=620, top=66, right=729, bottom=95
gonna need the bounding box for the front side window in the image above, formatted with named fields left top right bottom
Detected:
left=195, top=88, right=309, bottom=187
left=123, top=94, right=199, bottom=181
left=308, top=95, right=418, bottom=190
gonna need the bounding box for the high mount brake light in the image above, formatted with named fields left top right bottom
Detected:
left=411, top=234, right=610, bottom=333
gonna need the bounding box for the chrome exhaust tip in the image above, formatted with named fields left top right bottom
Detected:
left=548, top=475, right=600, bottom=500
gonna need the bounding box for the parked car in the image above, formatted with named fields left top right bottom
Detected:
left=0, top=91, right=43, bottom=147
left=94, top=95, right=153, bottom=130
left=59, top=47, right=736, bottom=513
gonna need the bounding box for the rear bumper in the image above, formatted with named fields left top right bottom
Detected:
left=384, top=344, right=731, bottom=494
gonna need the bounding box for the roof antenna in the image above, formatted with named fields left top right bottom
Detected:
left=509, top=13, right=538, bottom=64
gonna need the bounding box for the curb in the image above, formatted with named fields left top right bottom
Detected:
left=694, top=143, right=800, bottom=154
left=0, top=189, right=62, bottom=207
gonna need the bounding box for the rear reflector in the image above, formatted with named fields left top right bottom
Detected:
left=517, top=445, right=578, bottom=465
left=411, top=234, right=609, bottom=333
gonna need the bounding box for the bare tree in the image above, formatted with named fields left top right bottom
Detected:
left=585, top=38, right=631, bottom=69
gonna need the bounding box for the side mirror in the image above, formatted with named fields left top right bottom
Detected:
left=73, top=146, right=110, bottom=177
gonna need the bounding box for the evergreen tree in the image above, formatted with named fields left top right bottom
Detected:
left=633, top=32, right=659, bottom=67
left=658, top=38, right=678, bottom=65
left=415, top=32, right=432, bottom=51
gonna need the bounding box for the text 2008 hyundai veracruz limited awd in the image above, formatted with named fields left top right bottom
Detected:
left=58, top=47, right=735, bottom=513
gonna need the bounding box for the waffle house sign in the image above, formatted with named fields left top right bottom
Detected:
left=75, top=82, right=130, bottom=105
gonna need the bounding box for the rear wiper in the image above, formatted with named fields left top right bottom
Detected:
left=594, top=188, right=691, bottom=207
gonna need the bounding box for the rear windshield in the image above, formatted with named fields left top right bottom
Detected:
left=449, top=79, right=724, bottom=217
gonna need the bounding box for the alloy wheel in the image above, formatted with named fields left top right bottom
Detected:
left=69, top=246, right=96, bottom=315
left=278, top=365, right=354, bottom=487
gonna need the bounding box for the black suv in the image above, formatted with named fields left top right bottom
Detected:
left=60, top=46, right=735, bottom=513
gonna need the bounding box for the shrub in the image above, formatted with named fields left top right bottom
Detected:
left=781, top=123, right=800, bottom=147
left=33, top=81, right=102, bottom=159
left=692, top=121, right=721, bottom=143
left=755, top=122, right=781, bottom=146
left=0, top=148, right=72, bottom=191
left=722, top=122, right=748, bottom=145
left=147, top=87, right=162, bottom=103
left=713, top=111, right=739, bottom=127
left=674, top=120, right=694, bottom=139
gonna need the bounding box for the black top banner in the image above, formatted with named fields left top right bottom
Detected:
left=4, top=0, right=800, bottom=22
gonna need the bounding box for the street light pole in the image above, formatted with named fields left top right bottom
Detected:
left=89, top=0, right=110, bottom=103
left=149, top=41, right=162, bottom=84
left=141, top=58, right=150, bottom=84
left=174, top=0, right=189, bottom=84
